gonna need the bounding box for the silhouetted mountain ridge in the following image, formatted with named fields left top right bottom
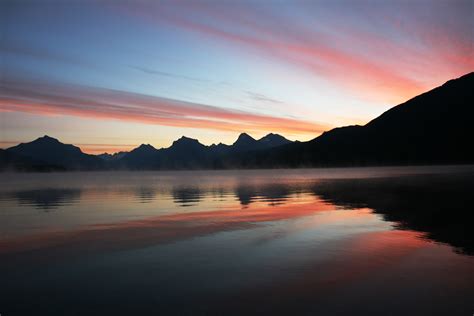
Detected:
left=258, top=133, right=292, bottom=148
left=109, top=132, right=291, bottom=170
left=232, top=133, right=258, bottom=151
left=241, top=72, right=474, bottom=167
left=97, top=151, right=127, bottom=161
left=5, top=135, right=103, bottom=170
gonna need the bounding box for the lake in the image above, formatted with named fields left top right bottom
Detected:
left=1, top=166, right=473, bottom=315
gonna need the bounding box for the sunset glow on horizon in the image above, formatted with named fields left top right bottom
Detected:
left=1, top=0, right=473, bottom=153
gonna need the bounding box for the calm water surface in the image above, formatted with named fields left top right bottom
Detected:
left=1, top=166, right=473, bottom=315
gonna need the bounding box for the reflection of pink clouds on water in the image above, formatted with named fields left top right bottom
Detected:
left=0, top=196, right=334, bottom=255
left=0, top=195, right=394, bottom=258
left=0, top=192, right=457, bottom=288
left=317, top=230, right=428, bottom=286
left=211, top=229, right=474, bottom=314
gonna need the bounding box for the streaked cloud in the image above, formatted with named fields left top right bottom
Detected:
left=130, top=65, right=211, bottom=83
left=125, top=0, right=472, bottom=103
left=0, top=78, right=329, bottom=137
left=246, top=91, right=283, bottom=104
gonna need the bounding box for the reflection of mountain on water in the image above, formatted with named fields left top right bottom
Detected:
left=170, top=182, right=305, bottom=207
left=172, top=186, right=204, bottom=207
left=235, top=184, right=296, bottom=206
left=135, top=187, right=158, bottom=203
left=312, top=174, right=474, bottom=255
left=5, top=183, right=302, bottom=210
left=10, top=188, right=82, bottom=210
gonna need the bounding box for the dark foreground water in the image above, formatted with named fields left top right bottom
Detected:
left=1, top=166, right=473, bottom=315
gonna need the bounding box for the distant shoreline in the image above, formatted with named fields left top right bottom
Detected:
left=3, top=164, right=474, bottom=174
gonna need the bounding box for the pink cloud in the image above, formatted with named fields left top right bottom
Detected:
left=123, top=2, right=473, bottom=104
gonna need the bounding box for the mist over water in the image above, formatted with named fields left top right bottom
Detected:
left=1, top=166, right=473, bottom=315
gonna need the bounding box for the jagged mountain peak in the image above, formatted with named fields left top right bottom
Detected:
left=174, top=136, right=200, bottom=143
left=38, top=135, right=59, bottom=141
left=138, top=143, right=154, bottom=148
left=259, top=133, right=288, bottom=141
left=133, top=144, right=156, bottom=152
left=233, top=133, right=257, bottom=146
left=171, top=136, right=204, bottom=148
left=258, top=133, right=292, bottom=148
left=237, top=132, right=255, bottom=140
left=29, top=135, right=63, bottom=145
left=13, top=135, right=80, bottom=151
left=5, top=135, right=102, bottom=169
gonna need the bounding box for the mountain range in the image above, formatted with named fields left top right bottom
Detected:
left=0, top=132, right=292, bottom=171
left=1, top=72, right=473, bottom=171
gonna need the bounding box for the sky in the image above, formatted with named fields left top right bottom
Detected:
left=1, top=0, right=473, bottom=154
